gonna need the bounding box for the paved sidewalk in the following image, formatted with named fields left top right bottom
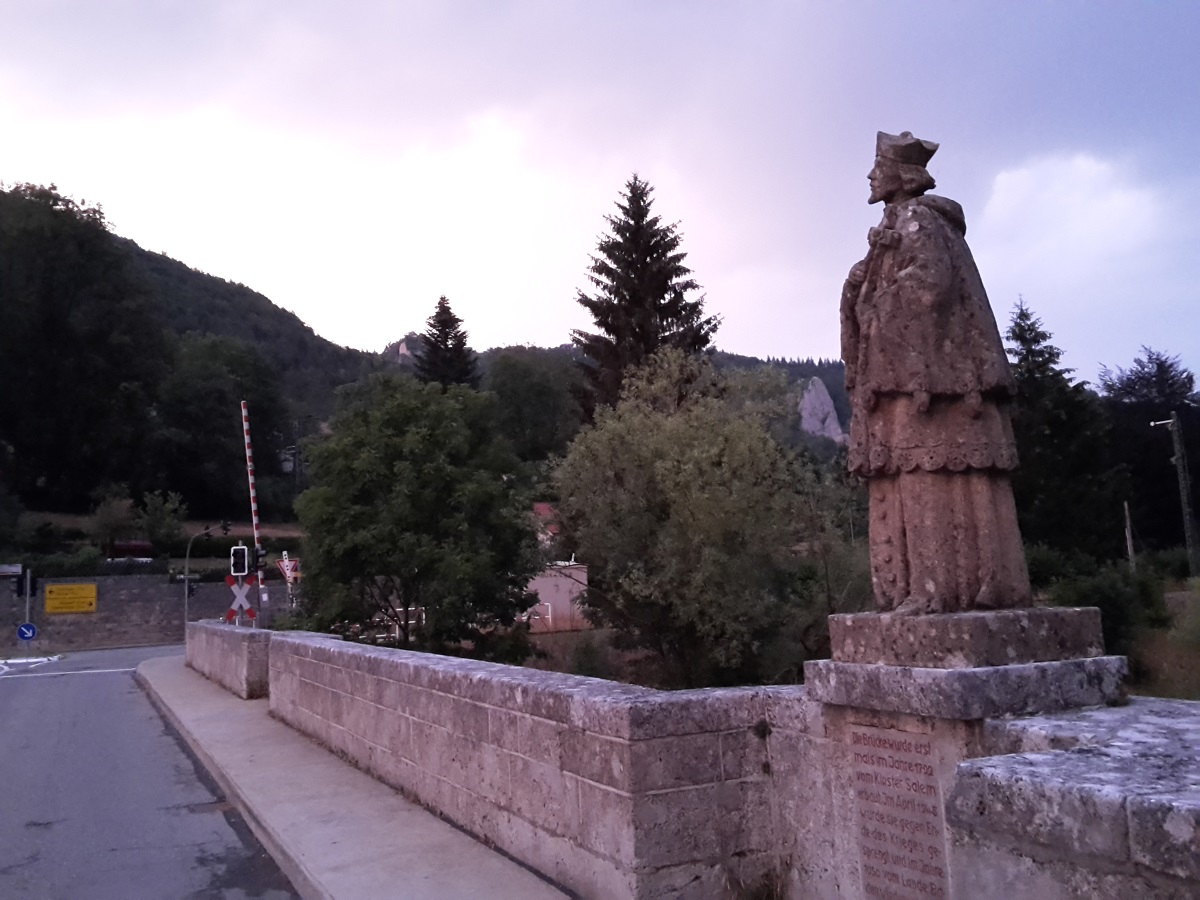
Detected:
left=137, top=655, right=569, bottom=900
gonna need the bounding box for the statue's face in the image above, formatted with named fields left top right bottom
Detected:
left=868, top=159, right=902, bottom=204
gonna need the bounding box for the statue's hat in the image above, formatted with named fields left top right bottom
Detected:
left=876, top=131, right=939, bottom=167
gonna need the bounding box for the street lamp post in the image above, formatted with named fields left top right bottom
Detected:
left=183, top=525, right=216, bottom=634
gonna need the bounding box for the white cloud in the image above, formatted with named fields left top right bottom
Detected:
left=971, top=154, right=1183, bottom=376
left=975, top=154, right=1161, bottom=274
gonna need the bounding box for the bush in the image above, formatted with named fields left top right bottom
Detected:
left=28, top=547, right=108, bottom=577
left=568, top=635, right=618, bottom=679
left=1050, top=566, right=1169, bottom=663
left=1024, top=544, right=1098, bottom=590
left=1140, top=548, right=1192, bottom=584
left=16, top=521, right=80, bottom=555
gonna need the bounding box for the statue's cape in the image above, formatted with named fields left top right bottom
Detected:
left=844, top=194, right=1014, bottom=398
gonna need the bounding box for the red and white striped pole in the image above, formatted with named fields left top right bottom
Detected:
left=241, top=400, right=268, bottom=625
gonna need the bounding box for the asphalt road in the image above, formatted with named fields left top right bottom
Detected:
left=0, top=645, right=298, bottom=900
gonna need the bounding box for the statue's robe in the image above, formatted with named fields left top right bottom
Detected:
left=840, top=194, right=1031, bottom=613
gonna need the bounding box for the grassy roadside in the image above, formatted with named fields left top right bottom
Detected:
left=1131, top=589, right=1200, bottom=700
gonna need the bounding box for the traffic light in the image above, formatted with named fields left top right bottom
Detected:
left=221, top=520, right=231, bottom=536
left=230, top=545, right=250, bottom=577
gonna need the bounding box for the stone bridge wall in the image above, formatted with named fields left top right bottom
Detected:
left=184, top=628, right=1200, bottom=899
left=266, top=632, right=811, bottom=898
left=186, top=621, right=270, bottom=699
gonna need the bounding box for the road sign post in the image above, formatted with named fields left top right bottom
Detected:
left=276, top=553, right=301, bottom=612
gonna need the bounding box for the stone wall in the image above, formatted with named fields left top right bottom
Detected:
left=178, top=626, right=1200, bottom=899
left=3, top=575, right=249, bottom=654
left=186, top=620, right=270, bottom=699
left=267, top=632, right=794, bottom=898
left=946, top=701, right=1200, bottom=899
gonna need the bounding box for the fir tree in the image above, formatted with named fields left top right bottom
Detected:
left=415, top=295, right=479, bottom=388
left=571, top=175, right=720, bottom=410
left=1005, top=300, right=1125, bottom=557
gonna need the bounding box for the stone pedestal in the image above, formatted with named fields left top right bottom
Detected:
left=804, top=607, right=1127, bottom=900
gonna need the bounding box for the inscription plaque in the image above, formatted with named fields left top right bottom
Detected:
left=850, top=724, right=949, bottom=899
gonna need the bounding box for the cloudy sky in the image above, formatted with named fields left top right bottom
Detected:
left=2, top=1, right=1197, bottom=381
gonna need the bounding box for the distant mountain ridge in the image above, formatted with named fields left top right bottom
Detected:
left=123, top=238, right=848, bottom=428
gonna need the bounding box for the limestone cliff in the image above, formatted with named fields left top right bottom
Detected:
left=799, top=376, right=849, bottom=445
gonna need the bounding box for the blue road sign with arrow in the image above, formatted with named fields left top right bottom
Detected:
left=17, top=623, right=36, bottom=641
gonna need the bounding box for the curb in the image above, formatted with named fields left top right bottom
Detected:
left=135, top=661, right=327, bottom=900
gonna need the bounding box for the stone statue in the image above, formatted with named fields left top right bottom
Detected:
left=841, top=131, right=1032, bottom=615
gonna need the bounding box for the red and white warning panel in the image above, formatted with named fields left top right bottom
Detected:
left=225, top=574, right=258, bottom=622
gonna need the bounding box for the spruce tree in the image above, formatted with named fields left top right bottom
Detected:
left=571, top=175, right=720, bottom=410
left=1005, top=301, right=1125, bottom=557
left=415, top=295, right=479, bottom=388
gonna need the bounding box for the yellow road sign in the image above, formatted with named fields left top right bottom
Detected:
left=45, top=583, right=97, bottom=614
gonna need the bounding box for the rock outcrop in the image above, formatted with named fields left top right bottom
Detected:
left=798, top=376, right=848, bottom=445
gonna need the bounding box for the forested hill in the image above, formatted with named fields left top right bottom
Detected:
left=712, top=350, right=848, bottom=426
left=123, top=240, right=386, bottom=419
left=0, top=182, right=387, bottom=516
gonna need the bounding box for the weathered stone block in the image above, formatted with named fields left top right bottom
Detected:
left=829, top=607, right=1105, bottom=668
left=509, top=754, right=578, bottom=838
left=577, top=779, right=636, bottom=864
left=804, top=656, right=1127, bottom=718
left=518, top=715, right=566, bottom=767
left=947, top=752, right=1131, bottom=860
left=720, top=728, right=770, bottom=781
left=1128, top=792, right=1200, bottom=881
left=561, top=729, right=630, bottom=790
left=630, top=733, right=724, bottom=792
left=633, top=780, right=758, bottom=868
left=186, top=621, right=271, bottom=699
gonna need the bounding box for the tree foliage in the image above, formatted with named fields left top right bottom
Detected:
left=150, top=334, right=288, bottom=519
left=1005, top=301, right=1126, bottom=557
left=571, top=175, right=720, bottom=410
left=1099, top=346, right=1200, bottom=551
left=295, top=374, right=541, bottom=661
left=415, top=296, right=479, bottom=388
left=0, top=181, right=385, bottom=519
left=482, top=348, right=586, bottom=463
left=1100, top=348, right=1197, bottom=409
left=554, top=350, right=861, bottom=687
left=136, top=490, right=189, bottom=550
left=0, top=183, right=171, bottom=509
left=128, top=241, right=385, bottom=421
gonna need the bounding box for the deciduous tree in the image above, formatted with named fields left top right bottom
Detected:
left=151, top=335, right=287, bottom=520
left=483, top=349, right=585, bottom=463
left=0, top=184, right=171, bottom=509
left=296, top=374, right=541, bottom=661
left=136, top=490, right=189, bottom=550
left=571, top=175, right=719, bottom=410
left=554, top=350, right=858, bottom=687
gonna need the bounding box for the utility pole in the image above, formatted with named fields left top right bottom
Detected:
left=1124, top=501, right=1136, bottom=573
left=1152, top=411, right=1198, bottom=578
